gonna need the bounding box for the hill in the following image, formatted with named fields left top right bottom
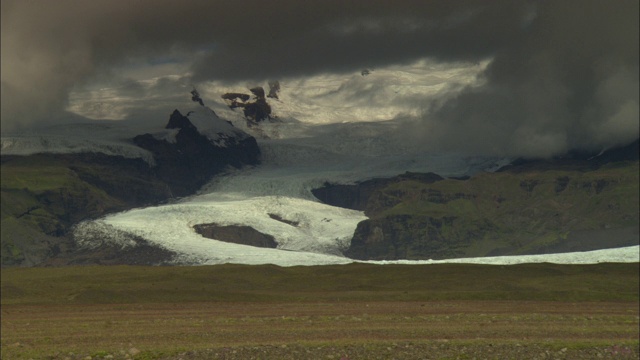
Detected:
left=1, top=108, right=260, bottom=266
left=314, top=141, right=639, bottom=260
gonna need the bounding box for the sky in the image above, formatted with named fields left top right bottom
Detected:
left=1, top=0, right=638, bottom=158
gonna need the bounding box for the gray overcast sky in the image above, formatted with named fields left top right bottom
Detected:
left=1, top=0, right=638, bottom=157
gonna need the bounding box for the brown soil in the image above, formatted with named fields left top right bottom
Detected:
left=2, top=301, right=638, bottom=359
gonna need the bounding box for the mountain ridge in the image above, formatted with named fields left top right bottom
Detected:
left=1, top=108, right=260, bottom=266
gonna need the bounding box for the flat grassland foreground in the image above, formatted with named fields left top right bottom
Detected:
left=2, top=263, right=639, bottom=359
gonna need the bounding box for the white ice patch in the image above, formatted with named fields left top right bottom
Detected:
left=371, top=246, right=640, bottom=266
left=77, top=195, right=366, bottom=266
left=0, top=133, right=155, bottom=164
left=185, top=106, right=251, bottom=145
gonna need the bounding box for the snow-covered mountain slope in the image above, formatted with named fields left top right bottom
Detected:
left=0, top=106, right=246, bottom=164
left=1, top=123, right=156, bottom=164
left=158, top=106, right=254, bottom=147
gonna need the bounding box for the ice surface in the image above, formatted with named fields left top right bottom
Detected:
left=370, top=246, right=640, bottom=266
left=1, top=122, right=156, bottom=163
left=78, top=195, right=366, bottom=266
left=0, top=105, right=245, bottom=163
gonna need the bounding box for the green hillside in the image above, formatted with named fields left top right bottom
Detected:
left=346, top=161, right=639, bottom=260
left=1, top=154, right=171, bottom=266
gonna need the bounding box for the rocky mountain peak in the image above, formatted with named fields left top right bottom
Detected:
left=133, top=109, right=260, bottom=197
left=222, top=85, right=273, bottom=123
left=166, top=109, right=197, bottom=130
left=190, top=88, right=205, bottom=106
left=249, top=86, right=265, bottom=99
left=267, top=81, right=280, bottom=99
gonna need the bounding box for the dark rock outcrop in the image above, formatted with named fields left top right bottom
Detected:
left=243, top=99, right=271, bottom=122
left=345, top=215, right=465, bottom=260
left=249, top=86, right=265, bottom=99
left=221, top=86, right=273, bottom=122
left=244, top=87, right=271, bottom=122
left=267, top=81, right=280, bottom=99
left=191, top=88, right=204, bottom=106
left=312, top=172, right=444, bottom=214
left=133, top=109, right=260, bottom=197
left=193, top=223, right=278, bottom=248
left=221, top=93, right=251, bottom=108
left=165, top=109, right=197, bottom=130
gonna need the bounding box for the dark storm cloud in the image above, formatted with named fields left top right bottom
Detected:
left=189, top=0, right=531, bottom=81
left=67, top=74, right=193, bottom=123
left=1, top=0, right=637, bottom=158
left=415, top=0, right=639, bottom=157
left=1, top=0, right=530, bottom=132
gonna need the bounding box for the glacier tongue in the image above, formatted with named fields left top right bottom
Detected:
left=90, top=194, right=366, bottom=266
left=73, top=129, right=639, bottom=266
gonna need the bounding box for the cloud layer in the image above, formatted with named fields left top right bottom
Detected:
left=2, top=0, right=638, bottom=157
left=0, top=0, right=529, bottom=131
left=416, top=0, right=639, bottom=157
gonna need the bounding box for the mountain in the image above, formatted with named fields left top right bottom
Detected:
left=312, top=141, right=639, bottom=261
left=1, top=107, right=260, bottom=266
left=133, top=109, right=260, bottom=197
left=2, top=69, right=638, bottom=267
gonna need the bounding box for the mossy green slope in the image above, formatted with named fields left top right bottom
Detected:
left=346, top=161, right=639, bottom=260
left=1, top=154, right=171, bottom=266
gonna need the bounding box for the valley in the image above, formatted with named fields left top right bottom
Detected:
left=1, top=72, right=639, bottom=266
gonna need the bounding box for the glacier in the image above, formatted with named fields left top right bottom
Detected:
left=5, top=59, right=638, bottom=266
left=71, top=129, right=639, bottom=266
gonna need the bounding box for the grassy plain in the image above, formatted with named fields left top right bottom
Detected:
left=2, top=263, right=639, bottom=359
